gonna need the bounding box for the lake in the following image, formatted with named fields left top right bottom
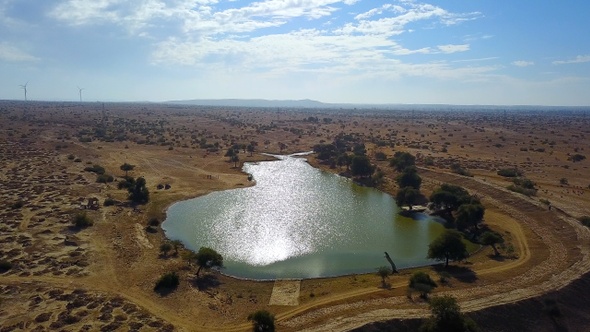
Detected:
left=162, top=153, right=445, bottom=279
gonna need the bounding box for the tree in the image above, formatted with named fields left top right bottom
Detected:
left=350, top=155, right=374, bottom=178
left=409, top=271, right=437, bottom=299
left=389, top=151, right=416, bottom=172
left=128, top=177, right=149, bottom=204
left=231, top=154, right=240, bottom=168
left=225, top=148, right=236, bottom=161
left=428, top=230, right=468, bottom=268
left=171, top=240, right=182, bottom=256
left=247, top=310, right=275, bottom=332
left=120, top=163, right=135, bottom=177
left=396, top=187, right=420, bottom=210
left=195, top=247, right=223, bottom=277
left=154, top=271, right=179, bottom=292
left=336, top=153, right=351, bottom=170
left=455, top=203, right=485, bottom=232
left=376, top=266, right=392, bottom=288
left=160, top=242, right=173, bottom=257
left=421, top=295, right=478, bottom=332
left=247, top=144, right=255, bottom=156
left=480, top=231, right=504, bottom=256
left=395, top=166, right=422, bottom=189
left=429, top=184, right=472, bottom=212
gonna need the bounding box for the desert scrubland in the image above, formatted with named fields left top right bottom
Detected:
left=1, top=101, right=590, bottom=331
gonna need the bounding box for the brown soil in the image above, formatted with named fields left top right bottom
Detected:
left=1, top=101, right=590, bottom=331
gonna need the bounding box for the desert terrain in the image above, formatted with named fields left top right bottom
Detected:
left=1, top=101, right=590, bottom=331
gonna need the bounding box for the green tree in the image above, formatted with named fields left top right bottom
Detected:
left=396, top=187, right=420, bottom=210
left=195, top=247, right=223, bottom=277
left=336, top=153, right=351, bottom=170
left=480, top=231, right=504, bottom=256
left=421, top=295, right=478, bottom=332
left=247, top=144, right=255, bottom=156
left=429, top=184, right=472, bottom=212
left=350, top=155, right=374, bottom=178
left=389, top=151, right=416, bottom=172
left=128, top=177, right=149, bottom=204
left=120, top=163, right=135, bottom=177
left=231, top=154, right=240, bottom=168
left=395, top=166, right=422, bottom=189
left=455, top=203, right=485, bottom=231
left=409, top=271, right=437, bottom=299
left=171, top=240, right=182, bottom=256
left=376, top=266, right=392, bottom=288
left=427, top=230, right=468, bottom=268
left=154, top=271, right=180, bottom=292
left=225, top=148, right=236, bottom=161
left=247, top=310, right=275, bottom=332
left=160, top=242, right=173, bottom=257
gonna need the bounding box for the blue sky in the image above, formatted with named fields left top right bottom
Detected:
left=1, top=0, right=589, bottom=105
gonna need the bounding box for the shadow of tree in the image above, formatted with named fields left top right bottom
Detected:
left=191, top=274, right=222, bottom=291
left=434, top=265, right=478, bottom=283
left=487, top=254, right=506, bottom=262
left=154, top=285, right=177, bottom=297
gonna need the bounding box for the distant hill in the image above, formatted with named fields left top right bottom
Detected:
left=165, top=99, right=590, bottom=112
left=166, top=99, right=331, bottom=108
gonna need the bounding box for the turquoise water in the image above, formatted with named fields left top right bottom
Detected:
left=162, top=154, right=445, bottom=279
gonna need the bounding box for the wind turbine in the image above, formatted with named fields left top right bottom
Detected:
left=19, top=82, right=28, bottom=101
left=78, top=86, right=84, bottom=102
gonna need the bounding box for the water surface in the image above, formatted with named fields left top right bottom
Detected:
left=163, top=154, right=445, bottom=279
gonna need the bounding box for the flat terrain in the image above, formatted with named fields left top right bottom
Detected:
left=1, top=101, right=589, bottom=331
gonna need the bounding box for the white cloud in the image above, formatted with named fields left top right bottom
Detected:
left=552, top=55, right=590, bottom=65
left=0, top=43, right=38, bottom=62
left=437, top=44, right=469, bottom=54
left=512, top=60, right=534, bottom=67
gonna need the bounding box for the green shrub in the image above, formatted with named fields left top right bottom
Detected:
left=154, top=271, right=179, bottom=291
left=73, top=213, right=93, bottom=228
left=148, top=217, right=160, bottom=227
left=579, top=216, right=590, bottom=228
left=0, top=260, right=13, bottom=273
left=507, top=185, right=536, bottom=197
left=10, top=201, right=24, bottom=209
left=84, top=164, right=105, bottom=174
left=104, top=198, right=115, bottom=206
left=450, top=163, right=472, bottom=177
left=497, top=168, right=522, bottom=177
left=96, top=174, right=114, bottom=183
left=570, top=154, right=586, bottom=162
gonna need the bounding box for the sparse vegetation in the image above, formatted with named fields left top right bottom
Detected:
left=73, top=213, right=93, bottom=228
left=247, top=310, right=275, bottom=332
left=154, top=271, right=179, bottom=292
left=408, top=271, right=437, bottom=299
left=421, top=295, right=479, bottom=331
left=497, top=168, right=522, bottom=177
left=508, top=177, right=537, bottom=196
left=195, top=247, right=223, bottom=277
left=427, top=230, right=468, bottom=268
left=0, top=260, right=13, bottom=273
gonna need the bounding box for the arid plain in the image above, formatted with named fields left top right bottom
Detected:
left=1, top=101, right=590, bottom=331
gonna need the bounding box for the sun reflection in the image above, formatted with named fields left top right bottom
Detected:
left=163, top=154, right=445, bottom=279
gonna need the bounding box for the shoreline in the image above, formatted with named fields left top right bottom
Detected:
left=159, top=151, right=476, bottom=282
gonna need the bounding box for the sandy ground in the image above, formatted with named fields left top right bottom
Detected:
left=1, top=101, right=590, bottom=331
